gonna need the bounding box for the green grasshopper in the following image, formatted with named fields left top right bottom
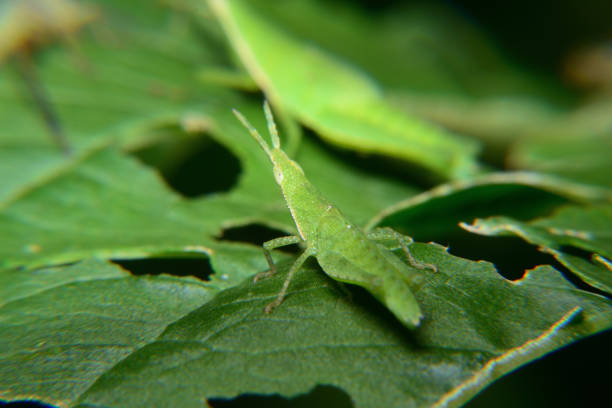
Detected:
left=233, top=102, right=437, bottom=328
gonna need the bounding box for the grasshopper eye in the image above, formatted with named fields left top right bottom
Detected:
left=274, top=166, right=284, bottom=184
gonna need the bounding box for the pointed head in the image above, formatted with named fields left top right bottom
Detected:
left=232, top=101, right=304, bottom=187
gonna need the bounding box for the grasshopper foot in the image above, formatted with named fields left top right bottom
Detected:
left=264, top=299, right=281, bottom=314
left=407, top=258, right=438, bottom=273
left=254, top=267, right=276, bottom=283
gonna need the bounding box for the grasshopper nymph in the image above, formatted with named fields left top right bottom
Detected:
left=233, top=102, right=436, bottom=328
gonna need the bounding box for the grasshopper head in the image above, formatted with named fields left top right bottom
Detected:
left=270, top=148, right=305, bottom=187
left=233, top=100, right=304, bottom=188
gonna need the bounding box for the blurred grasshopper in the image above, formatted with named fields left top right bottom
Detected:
left=233, top=102, right=436, bottom=328
left=0, top=0, right=96, bottom=154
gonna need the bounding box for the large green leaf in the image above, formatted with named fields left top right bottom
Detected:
left=207, top=0, right=480, bottom=180
left=238, top=0, right=564, bottom=99
left=508, top=99, right=612, bottom=189
left=0, top=141, right=288, bottom=269
left=2, top=247, right=609, bottom=408
left=0, top=260, right=217, bottom=405
left=462, top=204, right=612, bottom=295
left=0, top=96, right=422, bottom=270
left=222, top=0, right=571, bottom=165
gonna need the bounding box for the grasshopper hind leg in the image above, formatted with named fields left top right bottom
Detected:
left=366, top=227, right=437, bottom=272
left=399, top=236, right=437, bottom=272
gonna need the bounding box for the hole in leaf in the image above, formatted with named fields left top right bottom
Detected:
left=132, top=131, right=241, bottom=198
left=441, top=230, right=607, bottom=294
left=209, top=384, right=353, bottom=408
left=392, top=217, right=566, bottom=282
left=218, top=224, right=300, bottom=254
left=112, top=257, right=213, bottom=281
left=438, top=230, right=566, bottom=281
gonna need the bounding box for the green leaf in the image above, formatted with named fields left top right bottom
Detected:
left=298, top=138, right=419, bottom=227
left=243, top=0, right=565, bottom=100
left=462, top=204, right=612, bottom=295
left=0, top=0, right=232, bottom=204
left=230, top=0, right=571, bottom=163
left=0, top=259, right=217, bottom=406
left=0, top=96, right=421, bottom=270
left=508, top=99, right=612, bottom=189
left=0, top=1, right=221, bottom=146
left=366, top=171, right=611, bottom=240
left=0, top=142, right=295, bottom=272
left=0, top=145, right=80, bottom=205
left=0, top=146, right=210, bottom=267
left=390, top=94, right=563, bottom=156
left=2, top=246, right=605, bottom=408
left=208, top=0, right=481, bottom=180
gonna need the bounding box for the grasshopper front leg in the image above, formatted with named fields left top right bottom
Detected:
left=264, top=247, right=316, bottom=314
left=367, top=227, right=437, bottom=272
left=256, top=235, right=316, bottom=314
left=255, top=235, right=302, bottom=282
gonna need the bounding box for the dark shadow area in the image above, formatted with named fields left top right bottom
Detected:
left=0, top=401, right=55, bottom=408
left=559, top=244, right=597, bottom=261
left=300, top=129, right=446, bottom=190
left=133, top=133, right=241, bottom=198
left=353, top=0, right=612, bottom=76
left=556, top=245, right=612, bottom=297
left=340, top=282, right=422, bottom=343
left=210, top=384, right=353, bottom=408
left=467, top=328, right=612, bottom=408
left=112, top=257, right=214, bottom=281
left=447, top=0, right=612, bottom=72
left=218, top=224, right=301, bottom=254
left=383, top=186, right=569, bottom=242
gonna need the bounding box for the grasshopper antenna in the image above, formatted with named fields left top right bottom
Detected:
left=232, top=108, right=272, bottom=157
left=263, top=100, right=281, bottom=149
